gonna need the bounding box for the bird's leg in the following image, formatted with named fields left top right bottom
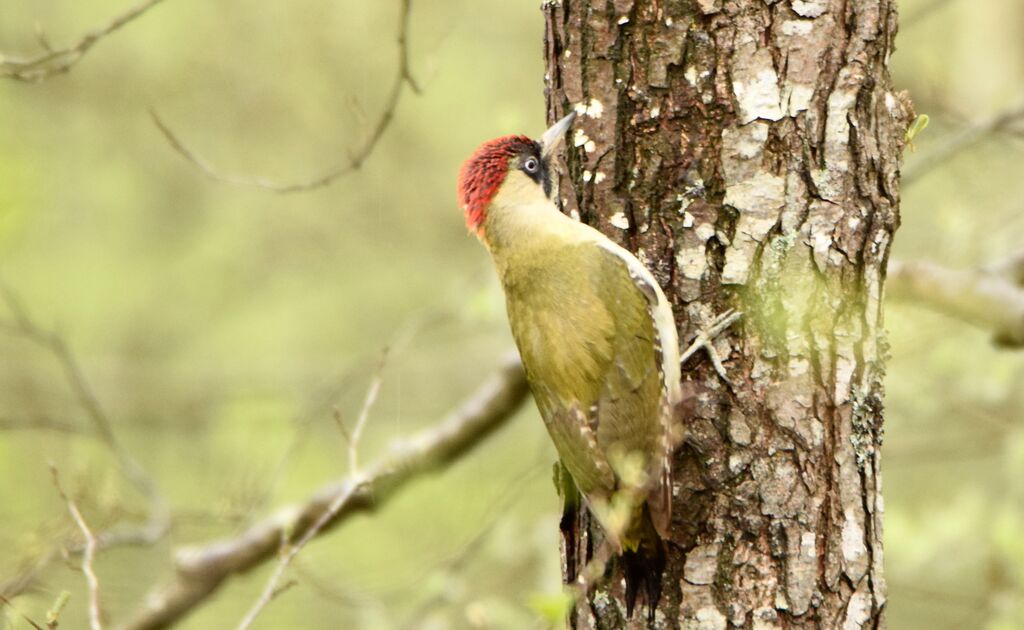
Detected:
left=679, top=309, right=743, bottom=385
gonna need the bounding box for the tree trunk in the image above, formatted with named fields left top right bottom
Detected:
left=542, top=1, right=912, bottom=627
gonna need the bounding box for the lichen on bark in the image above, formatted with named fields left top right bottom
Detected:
left=543, top=0, right=911, bottom=627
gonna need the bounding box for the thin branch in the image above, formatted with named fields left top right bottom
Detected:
left=0, top=280, right=169, bottom=532
left=345, top=349, right=388, bottom=476
left=0, top=593, right=46, bottom=630
left=0, top=0, right=168, bottom=82
left=150, top=0, right=420, bottom=194
left=121, top=354, right=528, bottom=630
left=888, top=252, right=1024, bottom=347
left=253, top=310, right=438, bottom=525
left=0, top=415, right=88, bottom=435
left=50, top=465, right=102, bottom=630
left=236, top=479, right=364, bottom=630
left=289, top=560, right=367, bottom=609
left=0, top=281, right=169, bottom=600
left=236, top=348, right=389, bottom=630
left=902, top=103, right=1024, bottom=186
left=984, top=250, right=1024, bottom=286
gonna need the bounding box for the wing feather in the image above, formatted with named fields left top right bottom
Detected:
left=503, top=238, right=677, bottom=527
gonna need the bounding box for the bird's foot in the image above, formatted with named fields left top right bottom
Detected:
left=679, top=309, right=743, bottom=385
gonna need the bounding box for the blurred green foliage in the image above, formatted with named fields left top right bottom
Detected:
left=0, top=0, right=1022, bottom=628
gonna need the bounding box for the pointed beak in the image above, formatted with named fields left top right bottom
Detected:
left=539, top=111, right=577, bottom=157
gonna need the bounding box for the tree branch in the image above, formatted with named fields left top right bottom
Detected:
left=150, top=0, right=420, bottom=194
left=0, top=415, right=89, bottom=435
left=0, top=0, right=168, bottom=82
left=235, top=348, right=388, bottom=630
left=121, top=354, right=528, bottom=630
left=0, top=281, right=168, bottom=528
left=0, top=281, right=170, bottom=599
left=888, top=253, right=1024, bottom=347
left=0, top=593, right=46, bottom=630
left=50, top=465, right=103, bottom=630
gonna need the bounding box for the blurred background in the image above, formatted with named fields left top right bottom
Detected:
left=0, top=0, right=1021, bottom=628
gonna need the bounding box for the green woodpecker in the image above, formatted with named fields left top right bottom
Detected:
left=458, top=112, right=682, bottom=617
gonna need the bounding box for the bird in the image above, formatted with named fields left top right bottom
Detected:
left=457, top=111, right=683, bottom=618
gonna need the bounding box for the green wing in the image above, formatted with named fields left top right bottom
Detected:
left=503, top=241, right=666, bottom=500
left=591, top=246, right=665, bottom=492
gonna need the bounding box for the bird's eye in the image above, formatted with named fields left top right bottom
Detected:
left=523, top=157, right=539, bottom=173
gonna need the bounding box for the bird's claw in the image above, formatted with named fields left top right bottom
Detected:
left=679, top=309, right=743, bottom=385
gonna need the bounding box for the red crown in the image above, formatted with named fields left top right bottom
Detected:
left=457, top=135, right=535, bottom=234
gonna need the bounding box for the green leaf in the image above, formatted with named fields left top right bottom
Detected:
left=905, top=114, right=930, bottom=152
left=46, top=591, right=71, bottom=625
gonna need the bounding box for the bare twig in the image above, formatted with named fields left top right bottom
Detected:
left=345, top=349, right=388, bottom=476
left=0, top=281, right=169, bottom=532
left=902, top=104, right=1024, bottom=186
left=1, top=284, right=150, bottom=490
left=151, top=0, right=420, bottom=194
left=0, top=0, right=168, bottom=82
left=235, top=478, right=365, bottom=630
left=0, top=281, right=169, bottom=599
left=50, top=465, right=102, bottom=630
left=236, top=348, right=390, bottom=630
left=887, top=252, right=1024, bottom=347
left=0, top=415, right=88, bottom=435
left=984, top=250, right=1024, bottom=286
left=122, top=354, right=528, bottom=630
left=251, top=308, right=441, bottom=526
left=0, top=593, right=46, bottom=630
left=290, top=560, right=367, bottom=609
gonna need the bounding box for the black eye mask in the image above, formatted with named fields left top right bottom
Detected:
left=520, top=143, right=552, bottom=198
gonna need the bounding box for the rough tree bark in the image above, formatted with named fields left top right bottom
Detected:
left=542, top=0, right=912, bottom=627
